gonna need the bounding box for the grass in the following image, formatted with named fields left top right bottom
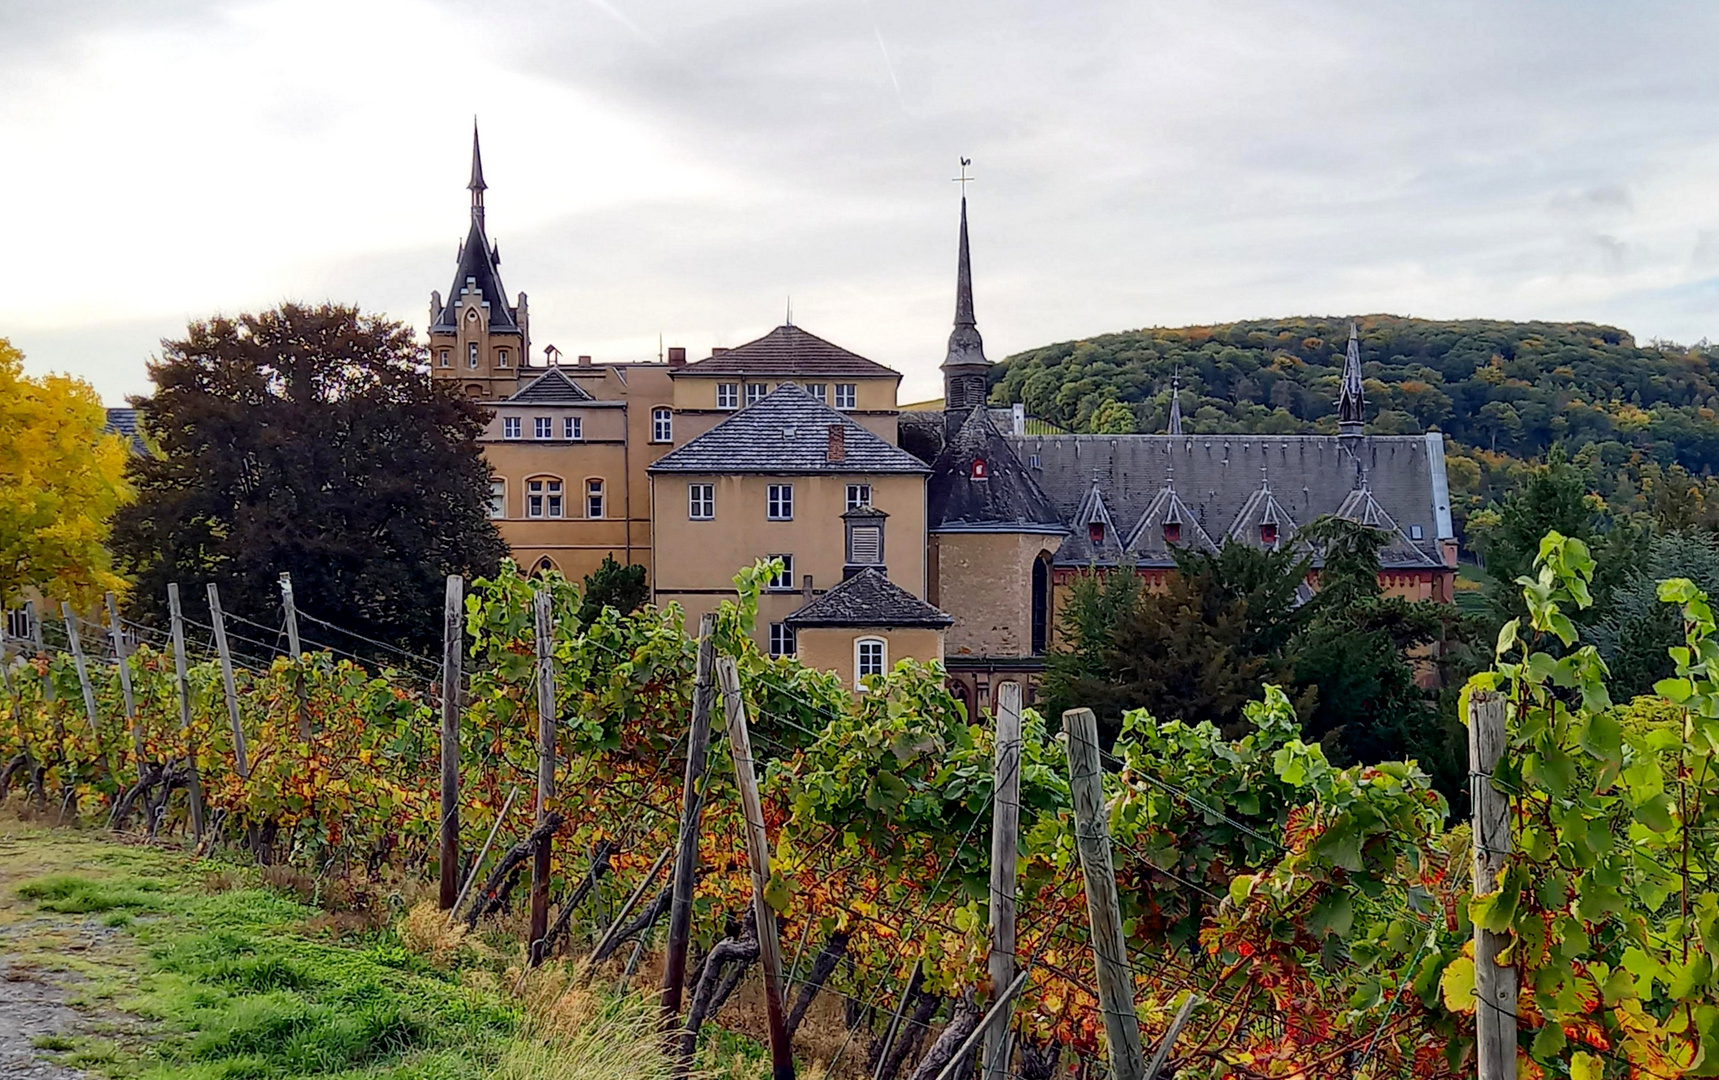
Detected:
left=0, top=820, right=726, bottom=1080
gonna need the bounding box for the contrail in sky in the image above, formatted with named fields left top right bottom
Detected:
left=874, top=25, right=905, bottom=110
left=586, top=0, right=658, bottom=46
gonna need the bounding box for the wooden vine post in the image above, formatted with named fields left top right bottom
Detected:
left=439, top=574, right=464, bottom=910
left=166, top=585, right=205, bottom=840
left=26, top=601, right=50, bottom=701
left=985, top=681, right=1023, bottom=1080
left=528, top=587, right=556, bottom=966
left=61, top=603, right=104, bottom=754
left=105, top=592, right=143, bottom=774
left=205, top=583, right=249, bottom=777
left=1469, top=690, right=1516, bottom=1080
left=279, top=572, right=309, bottom=740
left=1063, top=706, right=1147, bottom=1080
left=661, top=612, right=718, bottom=1029
left=716, top=655, right=794, bottom=1080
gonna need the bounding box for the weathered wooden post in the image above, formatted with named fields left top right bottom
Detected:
left=528, top=587, right=556, bottom=966
left=279, top=572, right=309, bottom=741
left=662, top=612, right=718, bottom=1029
left=1063, top=706, right=1147, bottom=1080
left=167, top=585, right=205, bottom=841
left=1470, top=690, right=1516, bottom=1080
left=26, top=601, right=50, bottom=701
left=439, top=574, right=465, bottom=910
left=62, top=604, right=104, bottom=753
left=985, top=681, right=1023, bottom=1079
left=205, top=583, right=249, bottom=777
left=716, top=655, right=794, bottom=1080
left=1145, top=994, right=1199, bottom=1080
left=105, top=592, right=143, bottom=773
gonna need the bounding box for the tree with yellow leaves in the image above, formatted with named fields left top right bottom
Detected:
left=0, top=337, right=134, bottom=609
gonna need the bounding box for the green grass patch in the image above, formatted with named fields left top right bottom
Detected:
left=17, top=874, right=166, bottom=914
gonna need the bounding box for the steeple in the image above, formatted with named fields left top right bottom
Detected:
left=942, top=180, right=991, bottom=422
left=1166, top=371, right=1183, bottom=435
left=1338, top=321, right=1365, bottom=437
left=468, top=120, right=487, bottom=227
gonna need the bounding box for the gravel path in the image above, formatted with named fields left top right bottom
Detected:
left=0, top=952, right=87, bottom=1079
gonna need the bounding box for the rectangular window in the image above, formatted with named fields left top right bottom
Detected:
left=806, top=383, right=827, bottom=404
left=438, top=349, right=450, bottom=368
left=745, top=382, right=768, bottom=406
left=856, top=638, right=885, bottom=684
left=767, top=554, right=794, bottom=591
left=489, top=481, right=505, bottom=519
left=586, top=479, right=604, bottom=519
left=503, top=417, right=521, bottom=439
left=652, top=408, right=673, bottom=443
left=1410, top=524, right=1424, bottom=540
left=564, top=416, right=582, bottom=440
left=767, top=484, right=793, bottom=521
left=717, top=383, right=739, bottom=409
left=846, top=483, right=871, bottom=510
left=534, top=417, right=552, bottom=439
left=468, top=342, right=479, bottom=369
left=497, top=349, right=509, bottom=367
left=688, top=483, right=715, bottom=520
left=768, top=623, right=796, bottom=658
left=527, top=479, right=563, bottom=519
left=834, top=384, right=857, bottom=409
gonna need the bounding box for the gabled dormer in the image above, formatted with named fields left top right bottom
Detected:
left=1227, top=472, right=1297, bottom=551
left=1125, top=473, right=1218, bottom=564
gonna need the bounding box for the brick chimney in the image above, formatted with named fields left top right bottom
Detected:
left=667, top=347, right=687, bottom=368
left=577, top=354, right=591, bottom=366
left=826, top=423, right=845, bottom=463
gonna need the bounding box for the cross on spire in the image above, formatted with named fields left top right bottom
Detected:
left=952, top=156, right=973, bottom=195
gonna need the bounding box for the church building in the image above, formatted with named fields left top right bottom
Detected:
left=427, top=129, right=1458, bottom=709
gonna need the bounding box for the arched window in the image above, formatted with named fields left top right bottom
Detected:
left=585, top=478, right=605, bottom=519
left=468, top=342, right=479, bottom=368
left=1031, top=553, right=1051, bottom=655
left=652, top=407, right=673, bottom=443
left=526, top=477, right=564, bottom=519
left=855, top=636, right=887, bottom=688
left=533, top=556, right=557, bottom=576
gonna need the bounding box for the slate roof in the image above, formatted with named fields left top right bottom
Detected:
left=927, top=407, right=1065, bottom=534
left=1124, top=482, right=1219, bottom=562
left=1334, top=485, right=1442, bottom=567
left=1011, top=433, right=1452, bottom=570
left=785, top=568, right=953, bottom=628
left=432, top=218, right=521, bottom=333
left=105, top=408, right=146, bottom=453
left=1226, top=477, right=1298, bottom=551
left=675, top=325, right=900, bottom=380
left=505, top=366, right=594, bottom=404
left=648, top=383, right=929, bottom=475
left=1054, top=480, right=1129, bottom=565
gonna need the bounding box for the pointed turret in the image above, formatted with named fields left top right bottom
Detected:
left=1167, top=372, right=1183, bottom=436
left=1338, top=321, right=1365, bottom=437
left=468, top=120, right=487, bottom=226
left=942, top=191, right=991, bottom=423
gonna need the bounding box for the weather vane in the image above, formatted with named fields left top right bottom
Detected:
left=953, top=157, right=973, bottom=194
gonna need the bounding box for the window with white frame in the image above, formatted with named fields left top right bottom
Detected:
left=806, top=383, right=827, bottom=404
left=488, top=480, right=505, bottom=519
left=688, top=483, right=715, bottom=520
left=468, top=342, right=479, bottom=369
left=855, top=637, right=886, bottom=685
left=767, top=484, right=793, bottom=520
left=496, top=349, right=509, bottom=368
left=534, top=417, right=552, bottom=439
left=768, top=623, right=796, bottom=658
left=586, top=479, right=605, bottom=519
left=652, top=408, right=672, bottom=443
left=503, top=417, right=521, bottom=439
left=745, top=382, right=767, bottom=406
left=564, top=416, right=582, bottom=440
left=717, top=383, right=739, bottom=409
left=767, top=554, right=794, bottom=590
left=527, top=478, right=563, bottom=518
left=846, top=484, right=871, bottom=510
left=1410, top=524, right=1424, bottom=540
left=834, top=384, right=857, bottom=409
left=438, top=349, right=450, bottom=368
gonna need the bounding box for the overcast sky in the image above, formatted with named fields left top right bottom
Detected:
left=4, top=0, right=1718, bottom=405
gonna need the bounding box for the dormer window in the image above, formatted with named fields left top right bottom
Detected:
left=1089, top=522, right=1104, bottom=545
left=1260, top=523, right=1278, bottom=545
left=1163, top=522, right=1181, bottom=544
left=971, top=458, right=988, bottom=480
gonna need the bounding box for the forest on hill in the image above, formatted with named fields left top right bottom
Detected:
left=990, top=315, right=1719, bottom=530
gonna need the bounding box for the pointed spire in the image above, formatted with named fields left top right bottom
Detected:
left=468, top=119, right=487, bottom=226
left=1167, top=370, right=1183, bottom=435
left=1338, top=321, right=1365, bottom=436
left=944, top=196, right=988, bottom=370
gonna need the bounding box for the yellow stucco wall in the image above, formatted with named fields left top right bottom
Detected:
left=670, top=374, right=900, bottom=444
left=794, top=626, right=945, bottom=690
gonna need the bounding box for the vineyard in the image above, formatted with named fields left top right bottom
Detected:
left=3, top=546, right=1719, bottom=1079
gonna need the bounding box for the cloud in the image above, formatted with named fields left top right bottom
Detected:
left=3, top=0, right=1719, bottom=404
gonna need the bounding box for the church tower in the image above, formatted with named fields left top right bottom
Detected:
left=941, top=191, right=990, bottom=430
left=428, top=123, right=529, bottom=399
left=1338, top=322, right=1365, bottom=438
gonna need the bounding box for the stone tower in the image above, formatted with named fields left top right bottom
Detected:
left=428, top=122, right=529, bottom=399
